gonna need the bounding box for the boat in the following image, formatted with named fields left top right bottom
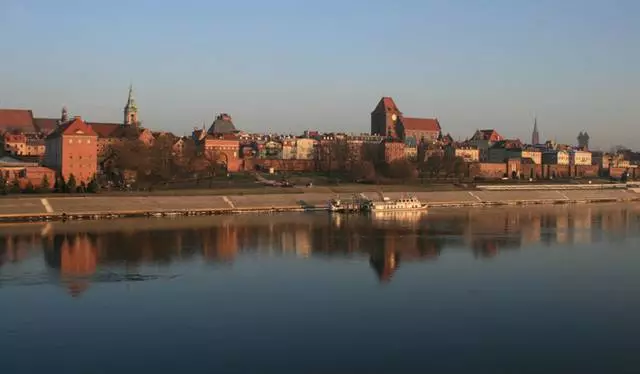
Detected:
left=327, top=194, right=370, bottom=213
left=363, top=195, right=428, bottom=212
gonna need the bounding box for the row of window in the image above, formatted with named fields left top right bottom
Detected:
left=67, top=164, right=95, bottom=169
left=69, top=139, right=92, bottom=144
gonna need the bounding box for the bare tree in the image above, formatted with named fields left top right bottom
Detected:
left=420, top=155, right=443, bottom=178
left=386, top=159, right=416, bottom=182
left=195, top=149, right=226, bottom=187
left=351, top=160, right=376, bottom=182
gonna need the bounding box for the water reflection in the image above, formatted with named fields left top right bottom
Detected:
left=1, top=204, right=640, bottom=293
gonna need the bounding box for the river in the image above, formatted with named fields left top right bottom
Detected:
left=2, top=204, right=640, bottom=373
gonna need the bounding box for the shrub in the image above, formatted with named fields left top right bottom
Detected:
left=66, top=174, right=77, bottom=193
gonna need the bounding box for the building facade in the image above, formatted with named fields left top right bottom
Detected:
left=295, top=138, right=316, bottom=160
left=542, top=150, right=570, bottom=165
left=44, top=117, right=98, bottom=184
left=570, top=150, right=592, bottom=166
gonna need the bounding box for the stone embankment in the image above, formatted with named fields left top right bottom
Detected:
left=0, top=184, right=638, bottom=222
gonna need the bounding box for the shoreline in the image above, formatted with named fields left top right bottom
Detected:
left=1, top=185, right=638, bottom=223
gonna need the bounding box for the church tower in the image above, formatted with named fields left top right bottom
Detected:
left=577, top=131, right=590, bottom=150
left=531, top=117, right=540, bottom=145
left=123, top=85, right=139, bottom=126
left=371, top=97, right=403, bottom=138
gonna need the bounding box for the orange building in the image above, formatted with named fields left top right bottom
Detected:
left=44, top=117, right=98, bottom=184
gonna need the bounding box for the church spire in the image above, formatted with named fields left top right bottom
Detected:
left=123, top=84, right=139, bottom=126
left=531, top=117, right=540, bottom=145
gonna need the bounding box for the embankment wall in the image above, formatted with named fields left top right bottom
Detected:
left=1, top=187, right=639, bottom=222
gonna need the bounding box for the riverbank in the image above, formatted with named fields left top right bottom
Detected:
left=1, top=185, right=639, bottom=222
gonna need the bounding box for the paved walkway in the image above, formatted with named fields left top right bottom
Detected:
left=1, top=189, right=638, bottom=220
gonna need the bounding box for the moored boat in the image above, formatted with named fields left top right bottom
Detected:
left=327, top=194, right=370, bottom=213
left=363, top=195, right=428, bottom=212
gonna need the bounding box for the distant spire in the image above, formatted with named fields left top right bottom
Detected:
left=125, top=84, right=137, bottom=110
left=61, top=106, right=68, bottom=122
left=531, top=116, right=540, bottom=145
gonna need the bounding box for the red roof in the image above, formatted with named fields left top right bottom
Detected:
left=47, top=117, right=97, bottom=138
left=372, top=97, right=402, bottom=114
left=87, top=122, right=120, bottom=138
left=402, top=117, right=441, bottom=133
left=3, top=133, right=26, bottom=142
left=33, top=118, right=59, bottom=134
left=0, top=109, right=35, bottom=133
left=473, top=129, right=503, bottom=142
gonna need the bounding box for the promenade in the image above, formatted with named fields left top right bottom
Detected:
left=0, top=185, right=638, bottom=222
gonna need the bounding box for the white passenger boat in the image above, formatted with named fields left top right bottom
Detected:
left=364, top=195, right=428, bottom=212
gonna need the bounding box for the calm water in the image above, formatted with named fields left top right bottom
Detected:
left=2, top=205, right=640, bottom=374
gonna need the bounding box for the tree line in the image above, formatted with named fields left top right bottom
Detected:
left=0, top=173, right=99, bottom=195
left=102, top=136, right=227, bottom=188
left=315, top=139, right=467, bottom=182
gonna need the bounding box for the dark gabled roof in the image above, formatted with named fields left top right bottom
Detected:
left=33, top=118, right=59, bottom=134
left=472, top=129, right=503, bottom=142
left=207, top=114, right=237, bottom=135
left=371, top=97, right=402, bottom=115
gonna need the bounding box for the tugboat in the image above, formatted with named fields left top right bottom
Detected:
left=363, top=195, right=428, bottom=212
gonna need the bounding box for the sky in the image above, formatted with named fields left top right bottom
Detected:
left=1, top=0, right=638, bottom=149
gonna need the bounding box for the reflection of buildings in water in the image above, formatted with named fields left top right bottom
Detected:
left=472, top=240, right=499, bottom=259
left=572, top=208, right=592, bottom=244
left=44, top=233, right=98, bottom=297
left=520, top=215, right=541, bottom=246
left=0, top=233, right=39, bottom=266
left=3, top=205, right=640, bottom=283
left=201, top=224, right=238, bottom=263
left=600, top=208, right=631, bottom=236
left=369, top=248, right=399, bottom=282
left=295, top=227, right=312, bottom=258
left=556, top=213, right=569, bottom=244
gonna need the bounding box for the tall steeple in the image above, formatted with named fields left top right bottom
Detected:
left=61, top=106, right=69, bottom=122
left=531, top=117, right=540, bottom=145
left=123, top=84, right=139, bottom=126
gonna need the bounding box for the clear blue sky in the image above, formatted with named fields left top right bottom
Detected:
left=1, top=0, right=638, bottom=149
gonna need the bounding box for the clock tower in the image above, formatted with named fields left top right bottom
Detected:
left=371, top=97, right=402, bottom=138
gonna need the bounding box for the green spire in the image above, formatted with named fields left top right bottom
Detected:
left=125, top=84, right=137, bottom=111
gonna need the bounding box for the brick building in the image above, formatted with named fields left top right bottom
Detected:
left=201, top=136, right=241, bottom=172
left=44, top=117, right=98, bottom=184
left=0, top=156, right=55, bottom=189
left=370, top=97, right=441, bottom=142
left=193, top=113, right=242, bottom=172
left=384, top=140, right=406, bottom=164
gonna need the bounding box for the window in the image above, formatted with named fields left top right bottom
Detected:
left=88, top=139, right=91, bottom=144
left=69, top=139, right=73, bottom=144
